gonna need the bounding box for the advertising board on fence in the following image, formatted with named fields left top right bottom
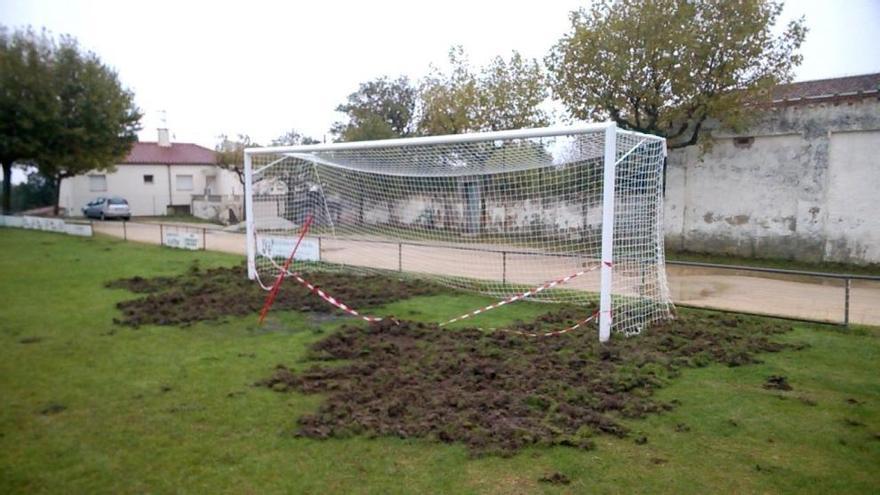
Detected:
left=258, top=236, right=320, bottom=261
left=163, top=230, right=201, bottom=250
left=63, top=223, right=93, bottom=237
left=0, top=215, right=93, bottom=237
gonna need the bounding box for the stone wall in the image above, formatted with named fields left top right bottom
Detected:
left=192, top=196, right=243, bottom=225
left=664, top=97, right=880, bottom=265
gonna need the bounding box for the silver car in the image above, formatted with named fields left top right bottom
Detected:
left=82, top=196, right=131, bottom=220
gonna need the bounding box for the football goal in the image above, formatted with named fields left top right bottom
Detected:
left=244, top=122, right=672, bottom=341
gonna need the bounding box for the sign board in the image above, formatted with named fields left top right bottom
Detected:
left=164, top=231, right=201, bottom=250
left=0, top=215, right=93, bottom=237
left=64, top=223, right=94, bottom=237
left=258, top=236, right=320, bottom=261
left=21, top=215, right=66, bottom=233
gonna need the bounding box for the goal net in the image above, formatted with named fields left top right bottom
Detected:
left=245, top=123, right=672, bottom=340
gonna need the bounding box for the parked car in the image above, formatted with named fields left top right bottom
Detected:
left=82, top=196, right=131, bottom=220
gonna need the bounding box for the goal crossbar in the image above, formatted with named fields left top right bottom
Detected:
left=248, top=123, right=615, bottom=155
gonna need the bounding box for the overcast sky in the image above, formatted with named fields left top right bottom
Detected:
left=2, top=0, right=879, bottom=151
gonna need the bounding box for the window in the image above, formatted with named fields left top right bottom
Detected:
left=176, top=174, right=194, bottom=191
left=108, top=197, right=128, bottom=205
left=143, top=174, right=154, bottom=184
left=89, top=175, right=107, bottom=192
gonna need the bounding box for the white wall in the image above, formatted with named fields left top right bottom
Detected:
left=60, top=164, right=243, bottom=217
left=825, top=130, right=880, bottom=263
left=664, top=98, right=880, bottom=265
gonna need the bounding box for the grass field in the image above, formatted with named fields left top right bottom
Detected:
left=0, top=229, right=878, bottom=494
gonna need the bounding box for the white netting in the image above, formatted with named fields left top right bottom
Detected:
left=247, top=125, right=672, bottom=336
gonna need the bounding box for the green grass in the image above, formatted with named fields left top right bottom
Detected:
left=0, top=229, right=878, bottom=494
left=667, top=249, right=880, bottom=277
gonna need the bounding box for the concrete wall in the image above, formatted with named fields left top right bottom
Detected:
left=664, top=98, right=880, bottom=265
left=192, top=197, right=244, bottom=224
left=60, top=164, right=243, bottom=217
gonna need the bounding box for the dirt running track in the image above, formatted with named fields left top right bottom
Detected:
left=92, top=220, right=880, bottom=326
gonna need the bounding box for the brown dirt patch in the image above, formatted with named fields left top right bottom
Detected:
left=538, top=472, right=571, bottom=485
left=107, top=264, right=444, bottom=327
left=258, top=309, right=796, bottom=456
left=39, top=402, right=66, bottom=415
left=763, top=375, right=792, bottom=391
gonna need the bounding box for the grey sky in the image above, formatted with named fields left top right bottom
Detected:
left=2, top=0, right=879, bottom=150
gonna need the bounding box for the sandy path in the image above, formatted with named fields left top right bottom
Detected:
left=91, top=221, right=880, bottom=326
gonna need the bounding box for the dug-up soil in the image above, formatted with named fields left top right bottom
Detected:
left=259, top=309, right=799, bottom=456
left=106, top=264, right=443, bottom=327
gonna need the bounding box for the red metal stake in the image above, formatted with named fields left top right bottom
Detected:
left=258, top=214, right=314, bottom=325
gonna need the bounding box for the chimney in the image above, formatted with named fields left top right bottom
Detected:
left=158, top=128, right=171, bottom=147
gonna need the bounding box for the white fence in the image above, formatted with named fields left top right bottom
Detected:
left=0, top=215, right=93, bottom=237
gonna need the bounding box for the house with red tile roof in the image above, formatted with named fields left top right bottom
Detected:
left=59, top=129, right=243, bottom=220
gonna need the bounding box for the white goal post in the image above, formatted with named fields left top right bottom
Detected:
left=244, top=122, right=672, bottom=341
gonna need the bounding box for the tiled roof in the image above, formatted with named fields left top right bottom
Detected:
left=770, top=73, right=880, bottom=104
left=122, top=142, right=217, bottom=165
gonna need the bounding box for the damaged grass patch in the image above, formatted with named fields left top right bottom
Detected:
left=258, top=309, right=798, bottom=456
left=107, top=264, right=445, bottom=327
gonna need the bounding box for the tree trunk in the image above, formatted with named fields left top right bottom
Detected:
left=1, top=160, right=12, bottom=214
left=53, top=175, right=63, bottom=216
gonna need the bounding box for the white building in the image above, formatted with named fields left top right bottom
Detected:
left=60, top=129, right=244, bottom=222
left=665, top=72, right=880, bottom=264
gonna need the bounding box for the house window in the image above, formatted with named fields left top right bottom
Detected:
left=143, top=174, right=154, bottom=184
left=89, top=175, right=107, bottom=192
left=176, top=174, right=194, bottom=191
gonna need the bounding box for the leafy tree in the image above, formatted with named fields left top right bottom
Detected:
left=0, top=27, right=56, bottom=214
left=418, top=47, right=480, bottom=135
left=215, top=134, right=258, bottom=186
left=332, top=76, right=417, bottom=142
left=547, top=0, right=806, bottom=149
left=271, top=129, right=320, bottom=146
left=418, top=46, right=550, bottom=135
left=37, top=34, right=141, bottom=214
left=475, top=51, right=551, bottom=131
left=0, top=169, right=56, bottom=212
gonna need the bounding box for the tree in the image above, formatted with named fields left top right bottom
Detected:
left=271, top=129, right=320, bottom=147
left=3, top=169, right=56, bottom=212
left=476, top=51, right=551, bottom=131
left=331, top=76, right=417, bottom=142
left=37, top=34, right=142, bottom=214
left=418, top=47, right=479, bottom=135
left=546, top=0, right=806, bottom=149
left=215, top=134, right=258, bottom=186
left=0, top=27, right=56, bottom=214
left=418, top=46, right=550, bottom=135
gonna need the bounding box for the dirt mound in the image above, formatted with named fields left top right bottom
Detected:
left=258, top=310, right=795, bottom=456
left=108, top=264, right=444, bottom=327
left=763, top=375, right=793, bottom=391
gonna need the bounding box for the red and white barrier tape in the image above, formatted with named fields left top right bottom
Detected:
left=274, top=263, right=602, bottom=338
left=439, top=264, right=600, bottom=327
left=493, top=310, right=600, bottom=338
left=289, top=272, right=385, bottom=323
left=258, top=215, right=314, bottom=324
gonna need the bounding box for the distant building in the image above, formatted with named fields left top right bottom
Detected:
left=665, top=73, right=880, bottom=265
left=60, top=128, right=244, bottom=222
